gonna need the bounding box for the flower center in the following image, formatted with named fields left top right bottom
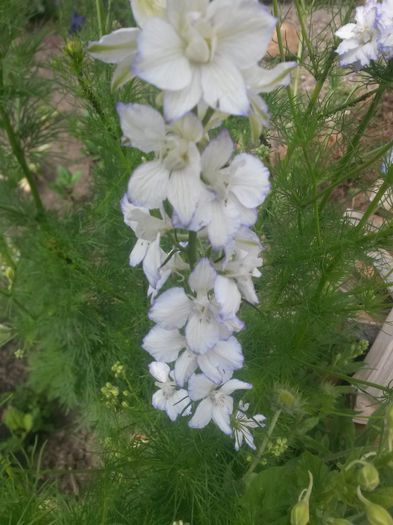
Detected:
left=163, top=135, right=190, bottom=171
left=183, top=13, right=216, bottom=64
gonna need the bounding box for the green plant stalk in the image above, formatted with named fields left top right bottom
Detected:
left=0, top=233, right=15, bottom=269
left=321, top=87, right=379, bottom=119
left=0, top=104, right=45, bottom=219
left=187, top=231, right=198, bottom=270
left=294, top=0, right=315, bottom=71
left=243, top=409, right=282, bottom=482
left=95, top=0, right=106, bottom=37
left=356, top=168, right=393, bottom=231
left=339, top=83, right=386, bottom=168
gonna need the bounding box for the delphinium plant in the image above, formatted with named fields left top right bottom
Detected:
left=1, top=0, right=393, bottom=524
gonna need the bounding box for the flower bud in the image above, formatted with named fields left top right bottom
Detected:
left=358, top=463, right=380, bottom=491
left=357, top=487, right=393, bottom=525
left=386, top=405, right=393, bottom=431
left=328, top=519, right=353, bottom=525
left=290, top=500, right=309, bottom=525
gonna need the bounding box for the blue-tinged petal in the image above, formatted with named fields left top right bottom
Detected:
left=143, top=325, right=186, bottom=362
left=149, top=287, right=192, bottom=329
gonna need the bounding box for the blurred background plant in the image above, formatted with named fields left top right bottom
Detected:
left=0, top=0, right=393, bottom=523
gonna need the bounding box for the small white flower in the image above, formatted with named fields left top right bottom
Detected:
left=134, top=0, right=277, bottom=119
left=233, top=401, right=265, bottom=451
left=377, top=0, right=393, bottom=59
left=335, top=1, right=380, bottom=68
left=149, top=258, right=243, bottom=354
left=149, top=362, right=191, bottom=421
left=118, top=103, right=205, bottom=225
left=192, top=131, right=270, bottom=248
left=188, top=373, right=252, bottom=435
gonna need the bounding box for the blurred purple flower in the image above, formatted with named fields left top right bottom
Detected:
left=70, top=11, right=86, bottom=34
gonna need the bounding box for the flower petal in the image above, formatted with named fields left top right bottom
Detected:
left=112, top=57, right=135, bottom=90
left=214, top=276, right=241, bottom=319
left=117, top=103, right=165, bottom=153
left=189, top=258, right=216, bottom=294
left=135, top=18, right=192, bottom=90
left=201, top=56, right=249, bottom=116
left=149, top=287, right=192, bottom=329
left=128, top=160, right=169, bottom=209
left=169, top=112, right=204, bottom=143
left=163, top=69, right=203, bottom=120
left=220, top=378, right=252, bottom=395
left=188, top=397, right=213, bottom=429
left=143, top=325, right=186, bottom=362
left=88, top=28, right=139, bottom=64
left=152, top=389, right=167, bottom=410
left=185, top=311, right=221, bottom=354
left=174, top=349, right=198, bottom=387
left=201, top=130, right=233, bottom=182
left=229, top=153, right=270, bottom=208
left=188, top=373, right=215, bottom=401
left=130, top=0, right=166, bottom=27
left=129, top=239, right=149, bottom=266
left=149, top=361, right=170, bottom=382
left=212, top=403, right=233, bottom=435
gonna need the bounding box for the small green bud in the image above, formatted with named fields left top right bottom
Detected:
left=357, top=487, right=393, bottom=525
left=64, top=39, right=83, bottom=61
left=358, top=463, right=380, bottom=491
left=291, top=500, right=309, bottom=525
left=290, top=472, right=313, bottom=525
left=328, top=519, right=353, bottom=525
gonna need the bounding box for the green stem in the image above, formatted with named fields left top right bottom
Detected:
left=356, top=167, right=393, bottom=231
left=321, top=87, right=379, bottom=119
left=187, top=231, right=197, bottom=270
left=95, top=0, right=106, bottom=37
left=0, top=104, right=45, bottom=219
left=243, top=409, right=282, bottom=483
left=294, top=0, right=315, bottom=70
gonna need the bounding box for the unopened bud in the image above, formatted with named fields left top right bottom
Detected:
left=357, top=487, right=393, bottom=525
left=291, top=500, right=309, bottom=525
left=290, top=472, right=313, bottom=525
left=328, top=519, right=353, bottom=525
left=64, top=39, right=83, bottom=63
left=358, top=463, right=380, bottom=491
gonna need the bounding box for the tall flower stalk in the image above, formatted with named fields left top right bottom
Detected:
left=89, top=0, right=295, bottom=450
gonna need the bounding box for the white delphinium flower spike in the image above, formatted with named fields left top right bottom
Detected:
left=149, top=362, right=191, bottom=421
left=134, top=0, right=277, bottom=119
left=335, top=1, right=380, bottom=68
left=149, top=258, right=243, bottom=354
left=188, top=373, right=252, bottom=435
left=192, top=131, right=270, bottom=248
left=233, top=401, right=266, bottom=451
left=118, top=103, right=205, bottom=225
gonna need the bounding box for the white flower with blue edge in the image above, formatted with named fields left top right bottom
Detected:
left=192, top=131, right=270, bottom=248
left=133, top=0, right=277, bottom=120
left=377, top=0, right=393, bottom=59
left=335, top=1, right=380, bottom=68
left=188, top=373, right=252, bottom=435
left=148, top=258, right=243, bottom=354
left=118, top=103, right=205, bottom=225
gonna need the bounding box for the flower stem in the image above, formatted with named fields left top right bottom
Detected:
left=95, top=0, right=106, bottom=37
left=243, top=409, right=282, bottom=483
left=187, top=231, right=198, bottom=270
left=0, top=104, right=45, bottom=219
left=356, top=167, right=393, bottom=232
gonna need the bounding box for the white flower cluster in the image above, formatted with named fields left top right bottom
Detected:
left=335, top=0, right=393, bottom=68
left=90, top=0, right=294, bottom=450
